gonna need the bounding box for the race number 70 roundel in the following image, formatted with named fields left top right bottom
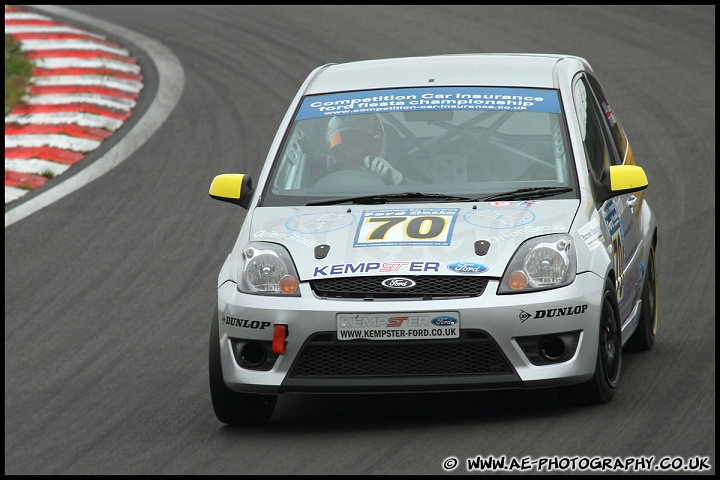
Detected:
left=353, top=208, right=459, bottom=247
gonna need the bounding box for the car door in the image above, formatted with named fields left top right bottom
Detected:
left=573, top=74, right=644, bottom=322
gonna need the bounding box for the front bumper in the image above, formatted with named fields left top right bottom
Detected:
left=215, top=272, right=604, bottom=394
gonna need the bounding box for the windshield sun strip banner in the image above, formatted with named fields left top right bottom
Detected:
left=295, top=87, right=561, bottom=120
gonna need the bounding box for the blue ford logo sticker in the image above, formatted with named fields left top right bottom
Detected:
left=381, top=277, right=416, bottom=289
left=447, top=262, right=488, bottom=274
left=431, top=316, right=458, bottom=326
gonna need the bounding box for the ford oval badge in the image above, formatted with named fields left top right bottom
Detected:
left=447, top=262, right=488, bottom=274
left=431, top=316, right=458, bottom=326
left=381, top=277, right=416, bottom=289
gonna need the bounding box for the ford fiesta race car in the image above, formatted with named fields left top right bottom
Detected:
left=208, top=53, right=658, bottom=425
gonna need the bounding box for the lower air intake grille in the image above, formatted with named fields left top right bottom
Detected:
left=290, top=331, right=512, bottom=378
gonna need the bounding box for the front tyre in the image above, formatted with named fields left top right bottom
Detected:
left=626, top=243, right=658, bottom=352
left=567, top=278, right=622, bottom=405
left=209, top=307, right=277, bottom=425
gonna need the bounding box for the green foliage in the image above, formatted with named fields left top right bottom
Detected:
left=5, top=34, right=33, bottom=115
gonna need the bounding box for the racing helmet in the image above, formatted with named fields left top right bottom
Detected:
left=326, top=114, right=385, bottom=165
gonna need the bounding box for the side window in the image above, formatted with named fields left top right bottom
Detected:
left=271, top=125, right=308, bottom=193
left=586, top=75, right=628, bottom=164
left=573, top=76, right=617, bottom=180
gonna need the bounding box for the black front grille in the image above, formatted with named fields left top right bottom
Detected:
left=310, top=275, right=490, bottom=299
left=289, top=331, right=512, bottom=378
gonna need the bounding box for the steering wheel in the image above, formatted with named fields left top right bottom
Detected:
left=312, top=168, right=386, bottom=189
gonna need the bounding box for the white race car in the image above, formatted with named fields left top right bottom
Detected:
left=208, top=53, right=658, bottom=425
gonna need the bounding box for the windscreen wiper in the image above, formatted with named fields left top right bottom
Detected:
left=481, top=186, right=573, bottom=202
left=306, top=192, right=477, bottom=206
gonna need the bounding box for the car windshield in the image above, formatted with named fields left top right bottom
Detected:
left=262, top=86, right=576, bottom=206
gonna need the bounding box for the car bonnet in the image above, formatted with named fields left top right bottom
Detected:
left=247, top=200, right=580, bottom=281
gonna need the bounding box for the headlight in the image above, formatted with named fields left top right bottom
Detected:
left=237, top=242, right=300, bottom=296
left=498, top=234, right=576, bottom=294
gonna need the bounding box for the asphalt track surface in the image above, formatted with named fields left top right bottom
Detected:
left=5, top=5, right=715, bottom=475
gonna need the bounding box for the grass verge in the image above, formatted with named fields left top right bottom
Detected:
left=5, top=34, right=33, bottom=116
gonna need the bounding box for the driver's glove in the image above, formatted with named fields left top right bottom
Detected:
left=364, top=156, right=403, bottom=185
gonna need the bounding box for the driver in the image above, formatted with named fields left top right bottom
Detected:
left=326, top=114, right=404, bottom=184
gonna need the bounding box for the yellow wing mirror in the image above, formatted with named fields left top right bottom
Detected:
left=209, top=174, right=254, bottom=209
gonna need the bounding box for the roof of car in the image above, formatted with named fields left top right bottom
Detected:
left=304, top=53, right=590, bottom=94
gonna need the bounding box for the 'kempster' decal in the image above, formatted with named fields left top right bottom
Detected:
left=313, top=261, right=440, bottom=277
left=353, top=208, right=459, bottom=247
